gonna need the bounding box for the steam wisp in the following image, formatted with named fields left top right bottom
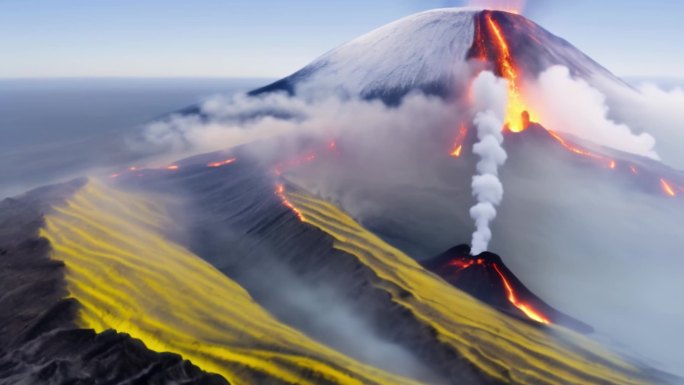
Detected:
left=468, top=0, right=527, bottom=14
left=469, top=71, right=509, bottom=255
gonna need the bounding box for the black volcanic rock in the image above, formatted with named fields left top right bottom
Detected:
left=422, top=244, right=594, bottom=333
left=0, top=180, right=228, bottom=385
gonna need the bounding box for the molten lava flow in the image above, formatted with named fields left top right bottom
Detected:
left=446, top=256, right=549, bottom=324
left=450, top=123, right=468, bottom=158
left=660, top=178, right=677, bottom=197
left=546, top=130, right=616, bottom=168
left=166, top=165, right=179, bottom=170
left=484, top=12, right=531, bottom=133
left=472, top=15, right=488, bottom=62
left=275, top=183, right=305, bottom=221
left=486, top=14, right=515, bottom=82
left=492, top=263, right=550, bottom=324
left=207, top=157, right=236, bottom=168
left=472, top=13, right=626, bottom=173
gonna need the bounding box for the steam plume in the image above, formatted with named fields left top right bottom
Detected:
left=467, top=0, right=527, bottom=14
left=524, top=66, right=658, bottom=160
left=469, top=71, right=509, bottom=255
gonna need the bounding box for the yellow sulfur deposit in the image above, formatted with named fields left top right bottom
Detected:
left=285, top=188, right=652, bottom=385
left=40, top=180, right=421, bottom=385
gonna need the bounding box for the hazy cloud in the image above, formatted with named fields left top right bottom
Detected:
left=524, top=65, right=659, bottom=159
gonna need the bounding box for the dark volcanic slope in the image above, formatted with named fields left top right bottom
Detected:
left=121, top=156, right=495, bottom=385
left=0, top=180, right=228, bottom=385
left=2, top=148, right=679, bottom=384
left=116, top=147, right=676, bottom=385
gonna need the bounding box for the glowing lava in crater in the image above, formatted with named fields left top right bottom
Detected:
left=467, top=11, right=619, bottom=168
left=459, top=11, right=684, bottom=199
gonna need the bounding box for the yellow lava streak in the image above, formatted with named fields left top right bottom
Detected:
left=284, top=187, right=652, bottom=385
left=40, top=180, right=421, bottom=385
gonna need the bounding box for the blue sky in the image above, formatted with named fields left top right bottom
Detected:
left=1, top=0, right=682, bottom=78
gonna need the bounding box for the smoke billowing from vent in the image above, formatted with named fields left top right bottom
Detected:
left=469, top=71, right=509, bottom=255
left=467, top=0, right=526, bottom=14
left=524, top=66, right=659, bottom=160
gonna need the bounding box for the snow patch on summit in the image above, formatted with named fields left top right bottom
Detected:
left=294, top=9, right=476, bottom=98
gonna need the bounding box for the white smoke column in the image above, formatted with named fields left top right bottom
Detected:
left=469, top=71, right=509, bottom=255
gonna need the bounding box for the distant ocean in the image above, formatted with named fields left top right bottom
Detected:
left=0, top=78, right=271, bottom=197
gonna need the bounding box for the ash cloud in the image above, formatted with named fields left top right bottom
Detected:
left=598, top=79, right=684, bottom=169
left=133, top=88, right=464, bottom=163
left=523, top=65, right=659, bottom=160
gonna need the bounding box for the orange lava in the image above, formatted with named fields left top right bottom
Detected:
left=660, top=179, right=677, bottom=197
left=484, top=13, right=532, bottom=133
left=166, top=165, right=179, bottom=170
left=275, top=183, right=305, bottom=221
left=492, top=263, right=550, bottom=324
left=450, top=123, right=468, bottom=158
left=474, top=13, right=623, bottom=173
left=448, top=259, right=473, bottom=270
left=630, top=165, right=638, bottom=175
left=447, top=257, right=485, bottom=272
left=546, top=130, right=616, bottom=168
left=207, top=158, right=236, bottom=168
left=472, top=15, right=489, bottom=62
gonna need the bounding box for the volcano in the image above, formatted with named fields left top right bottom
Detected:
left=248, top=8, right=621, bottom=103
left=2, top=6, right=684, bottom=385
left=421, top=244, right=594, bottom=333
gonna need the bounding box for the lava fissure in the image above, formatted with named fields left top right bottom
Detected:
left=450, top=123, right=468, bottom=158
left=469, top=11, right=532, bottom=133
left=491, top=263, right=550, bottom=324
left=275, top=183, right=305, bottom=221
